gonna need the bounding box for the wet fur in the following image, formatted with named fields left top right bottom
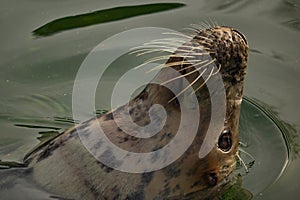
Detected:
left=24, top=26, right=248, bottom=199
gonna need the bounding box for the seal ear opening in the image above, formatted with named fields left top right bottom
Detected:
left=217, top=129, right=232, bottom=152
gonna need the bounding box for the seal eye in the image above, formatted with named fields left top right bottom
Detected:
left=218, top=129, right=232, bottom=152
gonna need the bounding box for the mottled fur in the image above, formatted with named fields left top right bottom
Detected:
left=24, top=26, right=248, bottom=199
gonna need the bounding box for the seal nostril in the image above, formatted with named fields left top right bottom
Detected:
left=232, top=29, right=248, bottom=45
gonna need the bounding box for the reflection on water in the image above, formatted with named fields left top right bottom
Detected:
left=203, top=0, right=261, bottom=13
left=14, top=124, right=61, bottom=130
left=282, top=19, right=300, bottom=31
left=273, top=0, right=300, bottom=31
left=33, top=3, right=185, bottom=36
left=245, top=97, right=299, bottom=159
left=216, top=0, right=252, bottom=11
left=238, top=97, right=289, bottom=196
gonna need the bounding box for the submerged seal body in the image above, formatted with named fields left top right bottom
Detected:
left=24, top=26, right=248, bottom=199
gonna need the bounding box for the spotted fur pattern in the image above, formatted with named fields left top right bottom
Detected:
left=24, top=26, right=248, bottom=199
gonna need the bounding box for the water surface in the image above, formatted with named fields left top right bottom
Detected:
left=0, top=0, right=299, bottom=199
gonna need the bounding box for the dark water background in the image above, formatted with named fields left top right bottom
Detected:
left=0, top=0, right=299, bottom=199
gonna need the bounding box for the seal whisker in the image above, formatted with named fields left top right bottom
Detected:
left=239, top=148, right=255, bottom=161
left=162, top=32, right=194, bottom=40
left=135, top=49, right=209, bottom=72
left=153, top=56, right=216, bottom=101
left=134, top=55, right=178, bottom=69
left=135, top=54, right=198, bottom=71
left=161, top=67, right=200, bottom=85
left=181, top=30, right=213, bottom=43
left=132, top=37, right=212, bottom=59
left=146, top=60, right=190, bottom=73
left=212, top=63, right=222, bottom=75
left=239, top=141, right=248, bottom=147
left=183, top=26, right=203, bottom=34
left=142, top=42, right=184, bottom=50
left=177, top=60, right=210, bottom=72
left=148, top=60, right=202, bottom=72
left=190, top=23, right=208, bottom=33
left=184, top=59, right=215, bottom=73
left=133, top=45, right=201, bottom=56
left=185, top=52, right=212, bottom=57
left=140, top=44, right=198, bottom=52
left=168, top=68, right=208, bottom=103
left=129, top=48, right=163, bottom=56
left=143, top=55, right=176, bottom=63
left=203, top=20, right=215, bottom=29
left=145, top=39, right=187, bottom=46
left=202, top=21, right=213, bottom=29
left=192, top=66, right=215, bottom=94
left=152, top=36, right=187, bottom=41
left=130, top=48, right=176, bottom=56
left=195, top=35, right=214, bottom=42
left=160, top=58, right=214, bottom=86
left=135, top=50, right=211, bottom=71
left=184, top=26, right=213, bottom=40
left=189, top=23, right=206, bottom=32
left=208, top=18, right=219, bottom=28
left=237, top=154, right=249, bottom=173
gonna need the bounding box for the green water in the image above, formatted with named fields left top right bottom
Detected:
left=0, top=0, right=299, bottom=199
